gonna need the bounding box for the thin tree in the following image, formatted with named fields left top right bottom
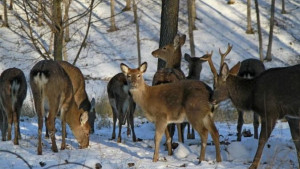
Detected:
left=122, top=0, right=131, bottom=11
left=190, top=0, right=197, bottom=30
left=265, top=0, right=275, bottom=61
left=281, top=0, right=287, bottom=14
left=246, top=0, right=254, bottom=34
left=158, top=0, right=179, bottom=69
left=187, top=0, right=195, bottom=57
left=2, top=0, right=9, bottom=27
left=132, top=0, right=141, bottom=66
left=254, top=0, right=264, bottom=61
left=107, top=0, right=119, bottom=32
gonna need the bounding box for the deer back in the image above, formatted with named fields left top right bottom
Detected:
left=30, top=60, right=90, bottom=147
left=238, top=58, right=265, bottom=78
left=0, top=68, right=27, bottom=112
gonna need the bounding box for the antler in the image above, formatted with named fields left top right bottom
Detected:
left=219, top=43, right=233, bottom=72
left=200, top=51, right=218, bottom=84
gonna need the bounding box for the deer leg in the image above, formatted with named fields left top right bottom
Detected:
left=286, top=117, right=300, bottom=167
left=165, top=126, right=173, bottom=156
left=253, top=112, right=259, bottom=139
left=153, top=121, right=167, bottom=162
left=187, top=123, right=195, bottom=139
left=47, top=110, right=58, bottom=153
left=250, top=118, right=276, bottom=169
left=198, top=127, right=208, bottom=162
left=45, top=116, right=49, bottom=138
left=7, top=111, right=12, bottom=141
left=176, top=123, right=183, bottom=143
left=37, top=115, right=43, bottom=155
left=117, top=111, right=123, bottom=143
left=0, top=110, right=8, bottom=141
left=237, top=110, right=244, bottom=141
left=61, top=119, right=66, bottom=150
left=205, top=114, right=222, bottom=162
left=128, top=102, right=136, bottom=142
left=111, top=105, right=117, bottom=140
left=13, top=110, right=19, bottom=145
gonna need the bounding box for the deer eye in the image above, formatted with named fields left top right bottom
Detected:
left=163, top=47, right=167, bottom=50
left=127, top=75, right=131, bottom=78
left=137, top=74, right=141, bottom=78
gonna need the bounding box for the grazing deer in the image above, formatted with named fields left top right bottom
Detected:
left=0, top=68, right=27, bottom=145
left=236, top=59, right=265, bottom=141
left=152, top=34, right=186, bottom=143
left=120, top=62, right=221, bottom=163
left=30, top=60, right=90, bottom=155
left=107, top=73, right=137, bottom=143
left=44, top=61, right=96, bottom=137
left=205, top=44, right=300, bottom=169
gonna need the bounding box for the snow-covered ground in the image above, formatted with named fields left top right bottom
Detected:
left=0, top=0, right=299, bottom=168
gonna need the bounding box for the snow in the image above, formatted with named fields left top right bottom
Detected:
left=0, top=0, right=300, bottom=168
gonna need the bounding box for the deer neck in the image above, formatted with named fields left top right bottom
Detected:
left=187, top=67, right=201, bottom=80
left=226, top=75, right=255, bottom=111
left=65, top=100, right=81, bottom=129
left=165, top=49, right=181, bottom=69
left=129, top=80, right=150, bottom=110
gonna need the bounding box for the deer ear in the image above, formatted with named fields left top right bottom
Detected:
left=220, top=63, right=229, bottom=81
left=179, top=34, right=186, bottom=47
left=80, top=111, right=89, bottom=126
left=229, top=62, right=241, bottom=76
left=173, top=34, right=180, bottom=49
left=184, top=53, right=191, bottom=62
left=120, top=63, right=129, bottom=75
left=139, top=62, right=147, bottom=73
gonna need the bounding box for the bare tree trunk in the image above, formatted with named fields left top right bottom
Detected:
left=188, top=0, right=195, bottom=57
left=132, top=0, right=141, bottom=66
left=265, top=0, right=275, bottom=61
left=53, top=0, right=63, bottom=61
left=246, top=0, right=254, bottom=34
left=254, top=0, right=263, bottom=61
left=122, top=0, right=131, bottom=11
left=227, top=0, right=235, bottom=5
left=107, top=0, right=119, bottom=32
left=158, top=0, right=179, bottom=69
left=191, top=0, right=197, bottom=30
left=38, top=0, right=43, bottom=26
left=9, top=0, right=13, bottom=10
left=2, top=0, right=9, bottom=27
left=281, top=0, right=286, bottom=14
left=63, top=0, right=71, bottom=42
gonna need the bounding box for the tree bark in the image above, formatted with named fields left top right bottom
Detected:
left=63, top=0, right=72, bottom=42
left=158, top=0, right=179, bottom=69
left=2, top=0, right=9, bottom=27
left=107, top=0, right=119, bottom=32
left=191, top=0, right=197, bottom=30
left=53, top=0, right=64, bottom=61
left=133, top=0, right=141, bottom=66
left=246, top=0, right=254, bottom=34
left=188, top=0, right=195, bottom=57
left=265, top=0, right=275, bottom=61
left=38, top=0, right=43, bottom=27
left=254, top=0, right=263, bottom=61
left=281, top=0, right=286, bottom=14
left=122, top=0, right=131, bottom=11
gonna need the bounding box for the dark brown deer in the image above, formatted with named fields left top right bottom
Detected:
left=236, top=58, right=265, bottom=141
left=152, top=34, right=186, bottom=143
left=107, top=73, right=137, bottom=143
left=44, top=61, right=96, bottom=136
left=184, top=53, right=208, bottom=139
left=120, top=62, right=221, bottom=163
left=30, top=60, right=90, bottom=155
left=0, top=68, right=27, bottom=145
left=205, top=44, right=300, bottom=169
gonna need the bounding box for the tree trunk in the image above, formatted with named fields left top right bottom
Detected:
left=265, top=0, right=275, bottom=61
left=132, top=0, right=141, bottom=66
left=246, top=0, right=254, bottom=34
left=158, top=0, right=179, bottom=69
left=9, top=0, right=13, bottom=10
left=122, top=0, right=131, bottom=11
left=2, top=0, right=9, bottom=27
left=227, top=0, right=235, bottom=5
left=38, top=0, right=43, bottom=26
left=107, top=0, right=119, bottom=32
left=191, top=0, right=197, bottom=30
left=254, top=0, right=263, bottom=61
left=64, top=0, right=72, bottom=42
left=53, top=0, right=64, bottom=61
left=188, top=0, right=195, bottom=57
left=281, top=0, right=287, bottom=14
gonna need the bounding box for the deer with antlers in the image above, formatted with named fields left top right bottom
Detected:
left=120, top=62, right=221, bottom=163
left=204, top=43, right=300, bottom=169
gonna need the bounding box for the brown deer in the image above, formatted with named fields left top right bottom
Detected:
left=152, top=34, right=186, bottom=143
left=205, top=44, right=300, bottom=169
left=30, top=60, right=90, bottom=155
left=107, top=73, right=137, bottom=143
left=0, top=68, right=27, bottom=145
left=120, top=62, right=221, bottom=163
left=236, top=58, right=265, bottom=141
left=44, top=61, right=96, bottom=136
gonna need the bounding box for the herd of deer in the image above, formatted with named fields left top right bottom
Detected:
left=0, top=34, right=299, bottom=168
